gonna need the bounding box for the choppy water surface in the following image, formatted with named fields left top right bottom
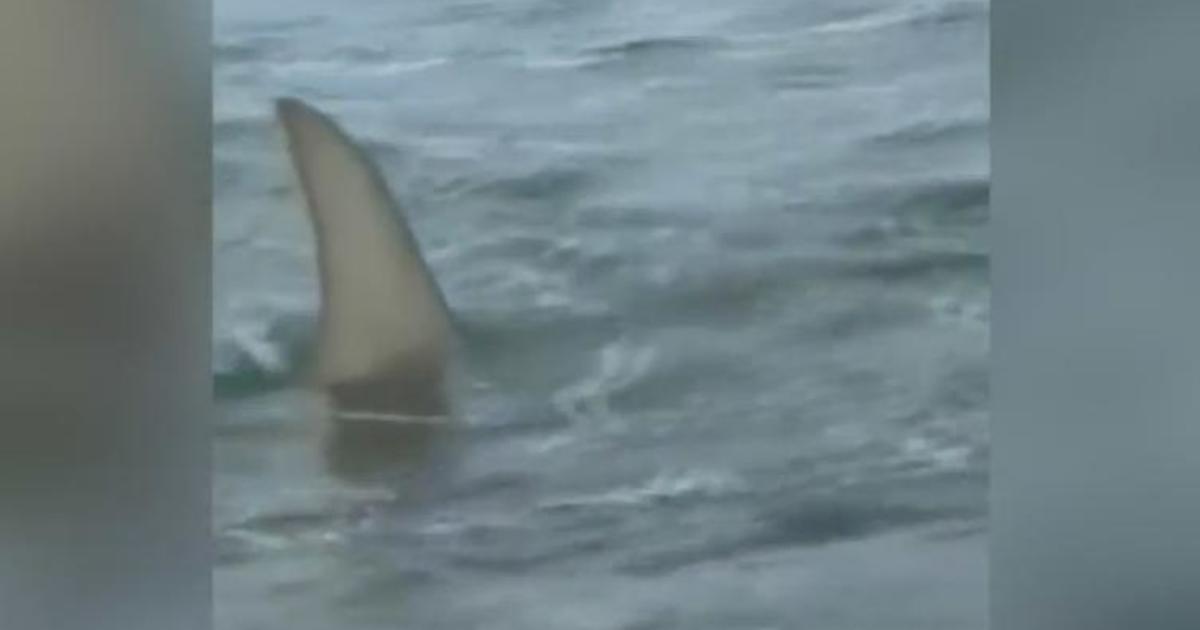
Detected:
left=214, top=0, right=988, bottom=627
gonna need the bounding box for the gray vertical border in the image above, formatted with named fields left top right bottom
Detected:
left=0, top=2, right=212, bottom=629
left=994, top=1, right=1200, bottom=628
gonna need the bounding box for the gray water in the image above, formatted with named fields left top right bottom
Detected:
left=213, top=0, right=989, bottom=627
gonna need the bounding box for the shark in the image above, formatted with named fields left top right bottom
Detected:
left=274, top=97, right=459, bottom=480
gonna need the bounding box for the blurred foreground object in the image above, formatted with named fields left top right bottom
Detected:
left=0, top=2, right=210, bottom=630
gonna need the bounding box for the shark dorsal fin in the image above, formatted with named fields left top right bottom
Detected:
left=275, top=98, right=452, bottom=418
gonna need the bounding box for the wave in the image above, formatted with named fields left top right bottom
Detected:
left=832, top=250, right=988, bottom=283
left=617, top=494, right=969, bottom=576
left=574, top=36, right=729, bottom=69
left=768, top=63, right=848, bottom=91
left=259, top=57, right=449, bottom=79
left=836, top=174, right=989, bottom=247
left=538, top=469, right=748, bottom=511
left=869, top=114, right=989, bottom=147
left=325, top=45, right=396, bottom=63
left=466, top=165, right=597, bottom=203
left=889, top=175, right=990, bottom=215
left=587, top=35, right=727, bottom=58
left=219, top=15, right=326, bottom=35
left=213, top=115, right=274, bottom=143
left=813, top=1, right=988, bottom=35
left=213, top=310, right=316, bottom=399
left=215, top=42, right=270, bottom=64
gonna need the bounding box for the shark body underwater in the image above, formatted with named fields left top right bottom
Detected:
left=274, top=97, right=460, bottom=482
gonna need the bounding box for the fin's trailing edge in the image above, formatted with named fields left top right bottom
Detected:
left=275, top=97, right=453, bottom=418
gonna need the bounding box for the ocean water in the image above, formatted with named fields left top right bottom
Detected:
left=213, top=0, right=989, bottom=627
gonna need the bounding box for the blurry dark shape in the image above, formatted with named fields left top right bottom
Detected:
left=0, top=2, right=210, bottom=629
